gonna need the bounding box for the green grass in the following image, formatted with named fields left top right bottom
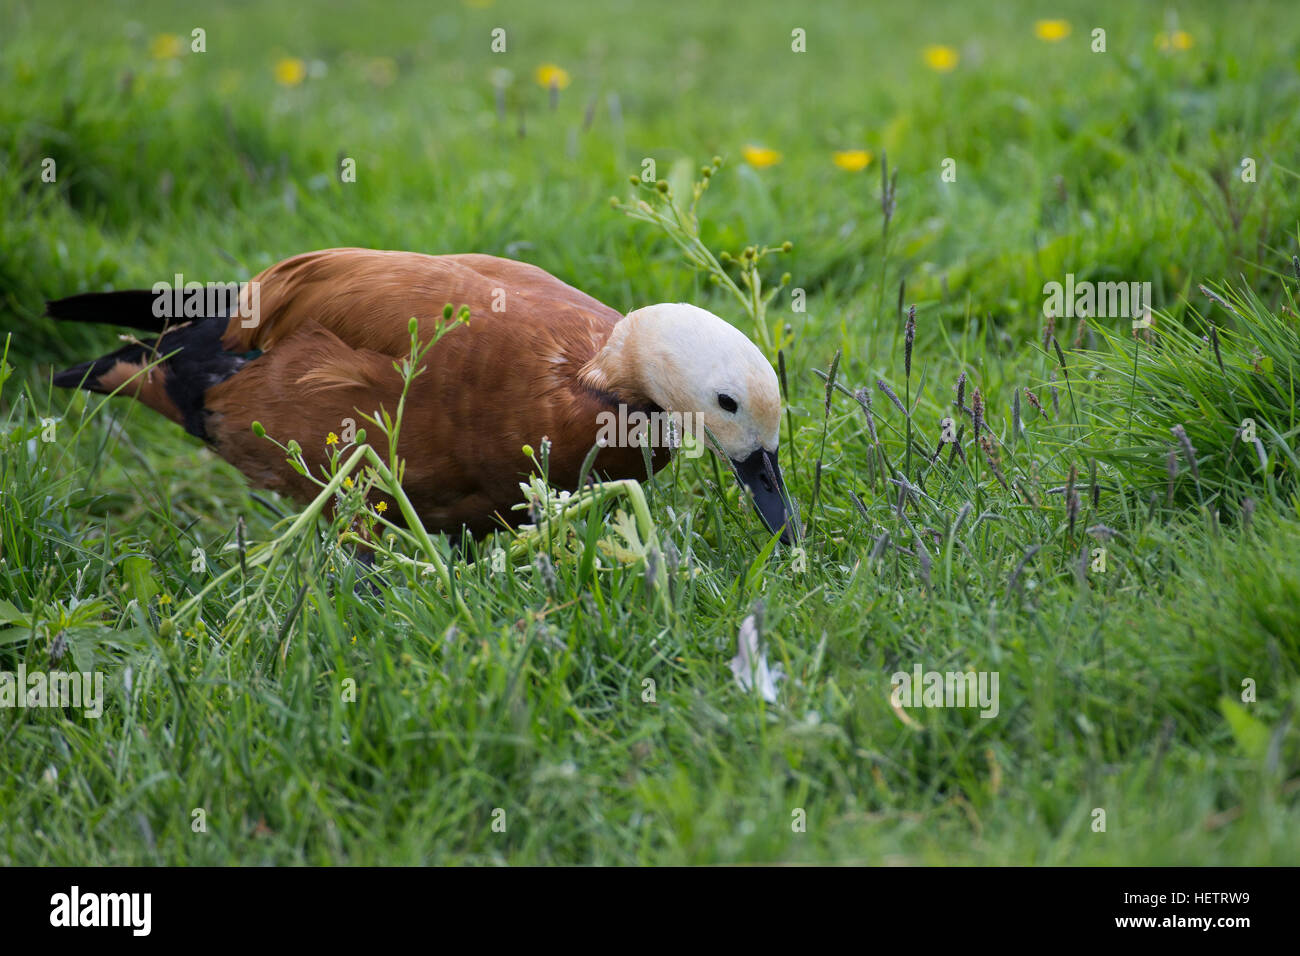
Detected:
left=2, top=0, right=1299, bottom=864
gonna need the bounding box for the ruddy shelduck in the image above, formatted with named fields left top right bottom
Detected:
left=49, top=248, right=794, bottom=543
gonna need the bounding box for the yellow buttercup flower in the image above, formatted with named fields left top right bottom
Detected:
left=150, top=34, right=183, bottom=60
left=375, top=501, right=388, bottom=514
left=742, top=144, right=782, bottom=169
left=1156, top=30, right=1193, bottom=52
left=922, top=45, right=959, bottom=72
left=1034, top=20, right=1071, bottom=42
left=534, top=63, right=571, bottom=90
left=326, top=431, right=339, bottom=446
left=343, top=477, right=354, bottom=490
left=274, top=57, right=306, bottom=86
left=833, top=149, right=873, bottom=172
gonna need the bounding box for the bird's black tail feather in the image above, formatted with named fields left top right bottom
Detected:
left=51, top=355, right=119, bottom=391
left=45, top=290, right=174, bottom=334
left=50, top=314, right=254, bottom=441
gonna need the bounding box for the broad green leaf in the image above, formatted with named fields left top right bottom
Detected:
left=121, top=556, right=159, bottom=604
left=1219, top=696, right=1269, bottom=760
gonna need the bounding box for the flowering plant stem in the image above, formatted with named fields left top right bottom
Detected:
left=176, top=441, right=470, bottom=624
left=613, top=157, right=792, bottom=356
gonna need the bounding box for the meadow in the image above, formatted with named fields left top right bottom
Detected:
left=2, top=0, right=1299, bottom=864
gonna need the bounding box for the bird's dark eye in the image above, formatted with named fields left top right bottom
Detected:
left=717, top=393, right=738, bottom=413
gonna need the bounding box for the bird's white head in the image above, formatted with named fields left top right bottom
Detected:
left=593, top=302, right=794, bottom=542
left=625, top=303, right=780, bottom=457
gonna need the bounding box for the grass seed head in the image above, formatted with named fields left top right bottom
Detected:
left=644, top=546, right=660, bottom=591
left=980, top=435, right=1008, bottom=488
left=1171, top=424, right=1200, bottom=480
left=854, top=386, right=879, bottom=444
left=1199, top=284, right=1239, bottom=319
left=1052, top=336, right=1069, bottom=378
left=1208, top=323, right=1225, bottom=373
left=534, top=551, right=558, bottom=595
left=662, top=537, right=681, bottom=574
left=1066, top=464, right=1079, bottom=535
left=915, top=533, right=932, bottom=586
left=904, top=305, right=916, bottom=379
left=869, top=531, right=890, bottom=564
left=877, top=378, right=906, bottom=415
left=1166, top=446, right=1178, bottom=504
left=824, top=350, right=841, bottom=416
left=954, top=500, right=973, bottom=535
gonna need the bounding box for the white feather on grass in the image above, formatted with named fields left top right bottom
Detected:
left=729, top=613, right=783, bottom=704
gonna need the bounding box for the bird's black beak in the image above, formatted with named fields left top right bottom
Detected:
left=731, top=447, right=795, bottom=545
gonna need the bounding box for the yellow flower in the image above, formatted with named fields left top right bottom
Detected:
left=326, top=431, right=339, bottom=446
left=158, top=594, right=172, bottom=605
left=343, top=477, right=354, bottom=490
left=150, top=34, right=183, bottom=60
left=833, top=149, right=873, bottom=172
left=1156, top=30, right=1193, bottom=52
left=922, top=45, right=959, bottom=72
left=742, top=144, right=782, bottom=169
left=534, top=63, right=571, bottom=90
left=1034, top=20, right=1071, bottom=42
left=274, top=57, right=306, bottom=87
left=375, top=501, right=388, bottom=514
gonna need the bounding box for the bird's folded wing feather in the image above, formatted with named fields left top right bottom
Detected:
left=221, top=247, right=623, bottom=361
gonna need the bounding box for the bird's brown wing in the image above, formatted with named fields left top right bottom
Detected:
left=205, top=248, right=659, bottom=535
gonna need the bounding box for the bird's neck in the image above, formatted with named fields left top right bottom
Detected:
left=577, top=311, right=659, bottom=408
